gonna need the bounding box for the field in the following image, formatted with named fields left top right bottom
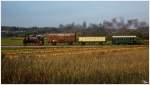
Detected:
left=1, top=46, right=149, bottom=84
left=1, top=37, right=49, bottom=46
left=1, top=37, right=23, bottom=46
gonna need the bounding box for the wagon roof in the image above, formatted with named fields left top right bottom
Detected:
left=47, top=33, right=75, bottom=36
left=112, top=36, right=136, bottom=38
left=79, top=36, right=106, bottom=38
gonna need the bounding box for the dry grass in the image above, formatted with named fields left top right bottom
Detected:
left=1, top=46, right=149, bottom=84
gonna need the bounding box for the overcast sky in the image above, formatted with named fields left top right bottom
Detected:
left=1, top=1, right=149, bottom=27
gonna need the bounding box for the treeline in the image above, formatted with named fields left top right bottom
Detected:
left=1, top=18, right=149, bottom=40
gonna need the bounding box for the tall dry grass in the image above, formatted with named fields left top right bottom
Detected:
left=1, top=46, right=149, bottom=84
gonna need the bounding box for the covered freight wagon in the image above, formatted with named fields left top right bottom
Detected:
left=112, top=35, right=137, bottom=45
left=47, top=33, right=76, bottom=45
left=78, top=36, right=106, bottom=45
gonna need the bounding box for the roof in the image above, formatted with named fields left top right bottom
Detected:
left=112, top=36, right=136, bottom=38
left=47, top=33, right=75, bottom=36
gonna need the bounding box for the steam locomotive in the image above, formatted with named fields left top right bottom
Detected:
left=23, top=34, right=44, bottom=46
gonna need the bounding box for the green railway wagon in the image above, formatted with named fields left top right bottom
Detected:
left=112, top=36, right=137, bottom=45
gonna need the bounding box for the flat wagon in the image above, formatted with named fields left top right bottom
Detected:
left=78, top=36, right=106, bottom=45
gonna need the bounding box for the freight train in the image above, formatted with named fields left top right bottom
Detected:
left=23, top=33, right=141, bottom=45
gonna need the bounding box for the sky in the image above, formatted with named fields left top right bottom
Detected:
left=1, top=1, right=149, bottom=27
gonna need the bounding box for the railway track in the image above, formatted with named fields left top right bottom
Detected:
left=1, top=45, right=147, bottom=48
left=1, top=45, right=106, bottom=48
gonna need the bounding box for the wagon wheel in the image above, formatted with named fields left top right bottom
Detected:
left=52, top=42, right=57, bottom=45
left=42, top=40, right=44, bottom=45
left=81, top=42, right=86, bottom=45
left=52, top=40, right=57, bottom=45
left=38, top=41, right=42, bottom=46
left=68, top=42, right=73, bottom=45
